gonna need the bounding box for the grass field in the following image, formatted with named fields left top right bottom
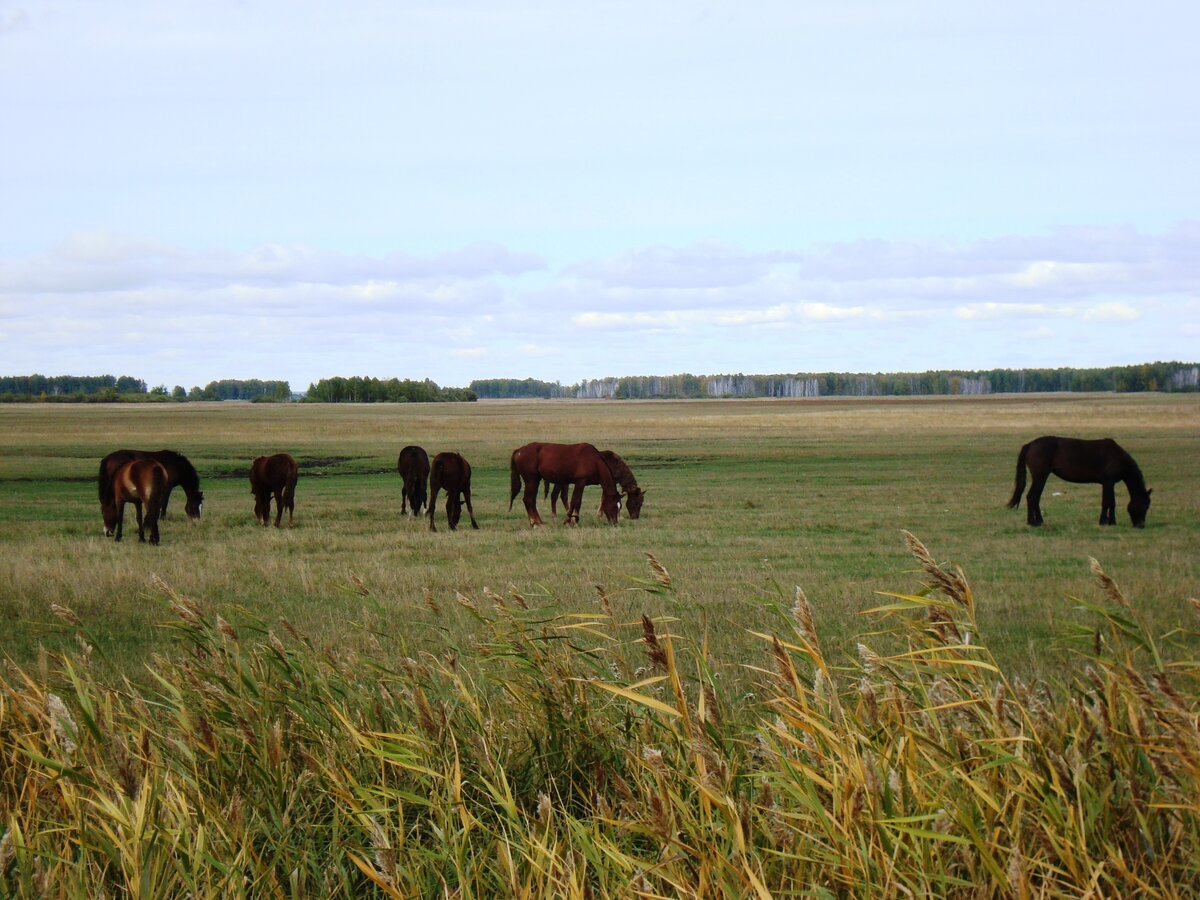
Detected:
left=1, top=393, right=1197, bottom=681
left=4, top=394, right=1200, bottom=896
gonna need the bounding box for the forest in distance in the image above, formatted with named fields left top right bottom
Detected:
left=2, top=360, right=1198, bottom=403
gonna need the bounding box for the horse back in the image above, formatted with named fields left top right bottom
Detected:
left=1030, top=435, right=1133, bottom=483
left=114, top=458, right=167, bottom=503
left=398, top=445, right=430, bottom=479
left=251, top=453, right=298, bottom=492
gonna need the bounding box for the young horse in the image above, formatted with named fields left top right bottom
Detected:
left=397, top=445, right=430, bottom=516
left=428, top=451, right=479, bottom=532
left=546, top=449, right=645, bottom=519
left=1008, top=436, right=1152, bottom=528
left=509, top=442, right=620, bottom=526
left=250, top=453, right=299, bottom=527
left=99, top=449, right=204, bottom=522
left=102, top=458, right=168, bottom=544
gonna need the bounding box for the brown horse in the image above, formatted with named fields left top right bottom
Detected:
left=1008, top=436, right=1152, bottom=527
left=509, top=442, right=620, bottom=526
left=99, top=449, right=203, bottom=522
left=428, top=452, right=479, bottom=532
left=102, top=458, right=168, bottom=544
left=546, top=449, right=645, bottom=519
left=250, top=453, right=299, bottom=527
left=397, top=445, right=430, bottom=516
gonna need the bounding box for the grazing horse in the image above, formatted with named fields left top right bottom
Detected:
left=1008, top=436, right=1152, bottom=528
left=509, top=442, right=620, bottom=526
left=99, top=449, right=204, bottom=523
left=102, top=458, right=168, bottom=544
left=250, top=453, right=299, bottom=527
left=397, top=445, right=430, bottom=516
left=546, top=449, right=645, bottom=519
left=428, top=452, right=479, bottom=532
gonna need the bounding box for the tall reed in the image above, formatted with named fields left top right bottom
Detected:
left=2, top=536, right=1197, bottom=896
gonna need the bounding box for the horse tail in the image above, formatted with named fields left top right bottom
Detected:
left=509, top=456, right=521, bottom=510
left=150, top=462, right=167, bottom=514
left=1007, top=442, right=1029, bottom=508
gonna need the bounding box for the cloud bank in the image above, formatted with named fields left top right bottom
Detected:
left=1, top=224, right=1197, bottom=389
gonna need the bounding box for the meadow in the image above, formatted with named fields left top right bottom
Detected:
left=3, top=394, right=1200, bottom=896
left=1, top=394, right=1197, bottom=679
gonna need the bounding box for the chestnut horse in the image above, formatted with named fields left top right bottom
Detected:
left=250, top=453, right=299, bottom=527
left=397, top=445, right=430, bottom=516
left=428, top=451, right=479, bottom=532
left=99, top=449, right=203, bottom=522
left=102, top=458, right=168, bottom=544
left=509, top=442, right=620, bottom=526
left=1008, top=436, right=1152, bottom=527
left=546, top=449, right=645, bottom=519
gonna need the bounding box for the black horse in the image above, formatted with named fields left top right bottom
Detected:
left=1008, top=436, right=1152, bottom=527
left=397, top=445, right=430, bottom=516
left=428, top=452, right=479, bottom=532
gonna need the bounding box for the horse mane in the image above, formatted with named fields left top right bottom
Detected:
left=600, top=450, right=638, bottom=493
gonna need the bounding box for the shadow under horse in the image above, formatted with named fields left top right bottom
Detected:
left=397, top=445, right=430, bottom=516
left=1008, top=435, right=1152, bottom=527
left=428, top=452, right=479, bottom=532
left=99, top=449, right=204, bottom=523
left=102, top=458, right=168, bottom=544
left=250, top=453, right=299, bottom=527
left=509, top=442, right=620, bottom=526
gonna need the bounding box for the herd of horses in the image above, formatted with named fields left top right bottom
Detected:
left=94, top=434, right=1152, bottom=545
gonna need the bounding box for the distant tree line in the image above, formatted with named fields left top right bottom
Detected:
left=304, top=376, right=477, bottom=403
left=469, top=378, right=570, bottom=399
left=476, top=362, right=1200, bottom=400
left=0, top=375, right=291, bottom=403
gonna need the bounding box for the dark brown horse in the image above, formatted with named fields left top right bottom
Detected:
left=509, top=442, right=620, bottom=526
left=397, top=445, right=430, bottom=516
left=102, top=458, right=168, bottom=544
left=546, top=449, right=644, bottom=519
left=250, top=453, right=299, bottom=527
left=99, top=449, right=203, bottom=522
left=428, top=452, right=479, bottom=532
left=1008, top=436, right=1152, bottom=527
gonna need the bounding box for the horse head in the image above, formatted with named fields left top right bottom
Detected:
left=1128, top=488, right=1152, bottom=528
left=600, top=490, right=621, bottom=524
left=624, top=487, right=645, bottom=519
left=185, top=490, right=204, bottom=521
left=101, top=499, right=119, bottom=537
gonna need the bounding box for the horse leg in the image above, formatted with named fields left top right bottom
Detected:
left=273, top=489, right=284, bottom=527
left=566, top=483, right=585, bottom=525
left=1026, top=472, right=1048, bottom=526
left=115, top=500, right=125, bottom=542
left=448, top=494, right=461, bottom=531
left=148, top=500, right=161, bottom=545
left=1100, top=482, right=1116, bottom=525
left=428, top=484, right=441, bottom=532
left=134, top=499, right=146, bottom=543
left=160, top=486, right=171, bottom=519
left=463, top=484, right=479, bottom=530
left=522, top=477, right=544, bottom=527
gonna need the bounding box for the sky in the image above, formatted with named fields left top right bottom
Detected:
left=2, top=0, right=1198, bottom=391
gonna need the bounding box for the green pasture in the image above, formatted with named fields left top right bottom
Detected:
left=1, top=394, right=1197, bottom=681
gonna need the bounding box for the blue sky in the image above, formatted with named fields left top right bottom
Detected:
left=2, top=1, right=1197, bottom=390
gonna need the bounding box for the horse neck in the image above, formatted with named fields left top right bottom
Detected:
left=613, top=465, right=637, bottom=493
left=1122, top=459, right=1148, bottom=498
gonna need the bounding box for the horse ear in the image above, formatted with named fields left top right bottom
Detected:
left=1147, top=488, right=1153, bottom=497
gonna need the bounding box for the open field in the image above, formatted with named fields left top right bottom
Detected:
left=4, top=394, right=1200, bottom=895
left=1, top=393, right=1197, bottom=681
